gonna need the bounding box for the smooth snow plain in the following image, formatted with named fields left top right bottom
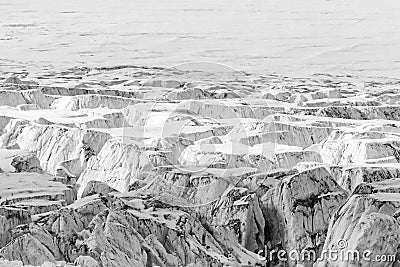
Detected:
left=0, top=0, right=399, bottom=78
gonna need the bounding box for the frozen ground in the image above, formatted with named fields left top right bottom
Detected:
left=2, top=1, right=400, bottom=266
left=1, top=65, right=400, bottom=266
left=1, top=0, right=400, bottom=78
